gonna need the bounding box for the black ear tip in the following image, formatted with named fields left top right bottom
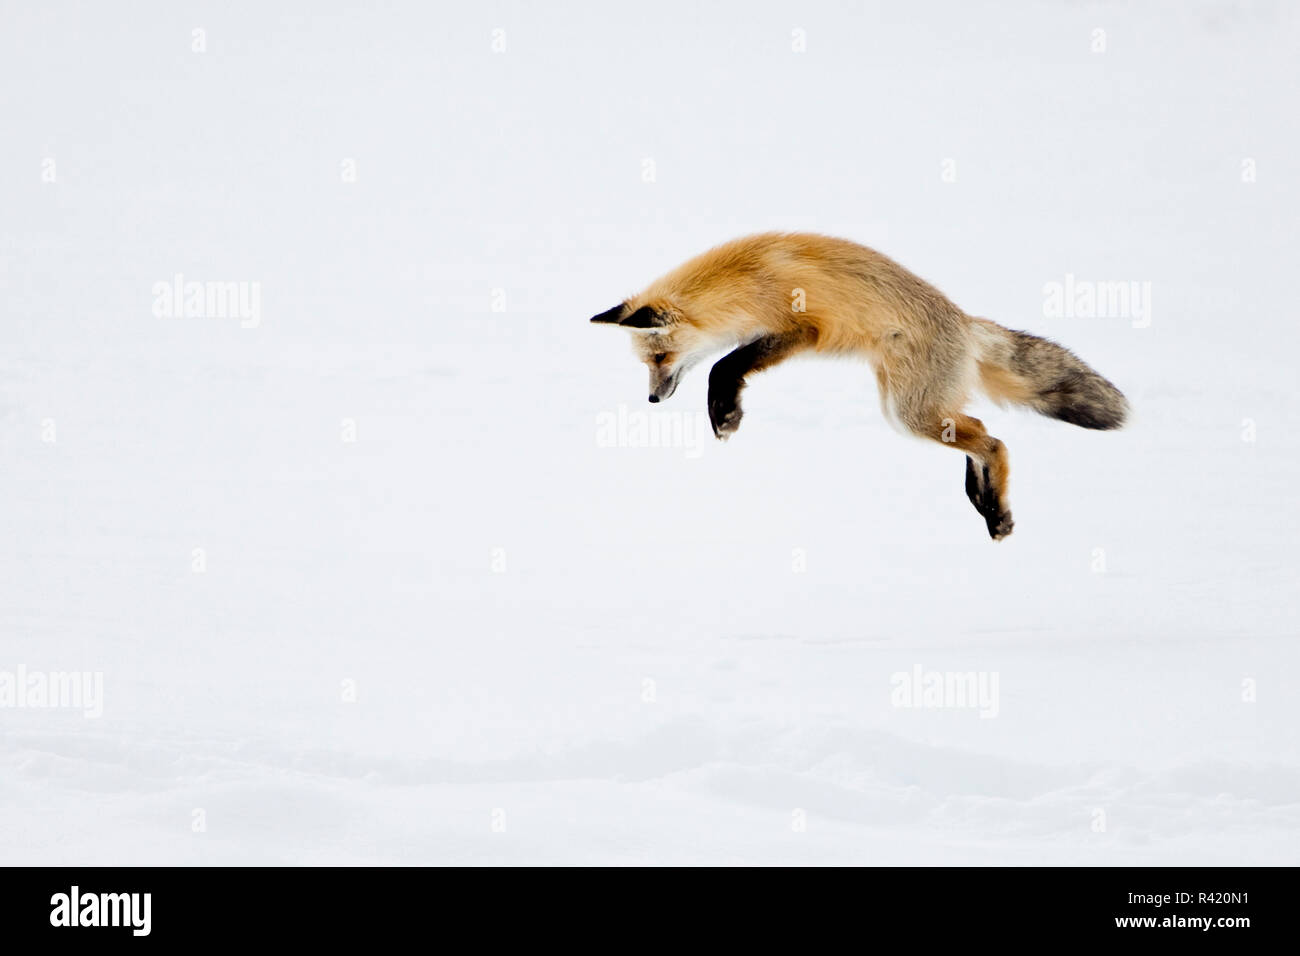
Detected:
left=618, top=305, right=667, bottom=328
left=590, top=305, right=625, bottom=324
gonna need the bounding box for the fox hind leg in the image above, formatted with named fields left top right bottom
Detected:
left=918, top=413, right=1014, bottom=540
left=964, top=456, right=1004, bottom=531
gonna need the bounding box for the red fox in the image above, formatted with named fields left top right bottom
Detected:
left=591, top=232, right=1128, bottom=540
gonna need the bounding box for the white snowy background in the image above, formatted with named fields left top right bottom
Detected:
left=2, top=0, right=1297, bottom=865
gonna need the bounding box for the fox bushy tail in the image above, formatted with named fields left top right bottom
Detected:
left=969, top=318, right=1129, bottom=430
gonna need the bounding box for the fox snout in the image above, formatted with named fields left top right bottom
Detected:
left=648, top=366, right=681, bottom=403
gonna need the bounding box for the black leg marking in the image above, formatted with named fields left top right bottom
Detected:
left=964, top=456, right=985, bottom=515
left=963, top=456, right=1014, bottom=540
left=706, top=330, right=816, bottom=441
left=964, top=458, right=996, bottom=519
left=707, top=379, right=743, bottom=439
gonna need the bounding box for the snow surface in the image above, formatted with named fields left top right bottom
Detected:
left=2, top=0, right=1298, bottom=865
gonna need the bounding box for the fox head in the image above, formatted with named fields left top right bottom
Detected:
left=590, top=301, right=709, bottom=403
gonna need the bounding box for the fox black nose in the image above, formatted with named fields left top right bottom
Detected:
left=648, top=394, right=660, bottom=403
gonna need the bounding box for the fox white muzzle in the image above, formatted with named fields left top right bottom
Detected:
left=648, top=366, right=682, bottom=403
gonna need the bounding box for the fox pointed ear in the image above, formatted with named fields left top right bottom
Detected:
left=589, top=304, right=626, bottom=324
left=618, top=305, right=671, bottom=328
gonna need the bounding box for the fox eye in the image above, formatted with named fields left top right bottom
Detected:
left=653, top=353, right=667, bottom=364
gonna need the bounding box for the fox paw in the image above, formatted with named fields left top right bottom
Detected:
left=965, top=457, right=1014, bottom=540
left=986, top=510, right=1014, bottom=541
left=709, top=393, right=743, bottom=440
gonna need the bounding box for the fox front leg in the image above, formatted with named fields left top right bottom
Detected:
left=707, top=364, right=745, bottom=439
left=707, top=330, right=815, bottom=440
